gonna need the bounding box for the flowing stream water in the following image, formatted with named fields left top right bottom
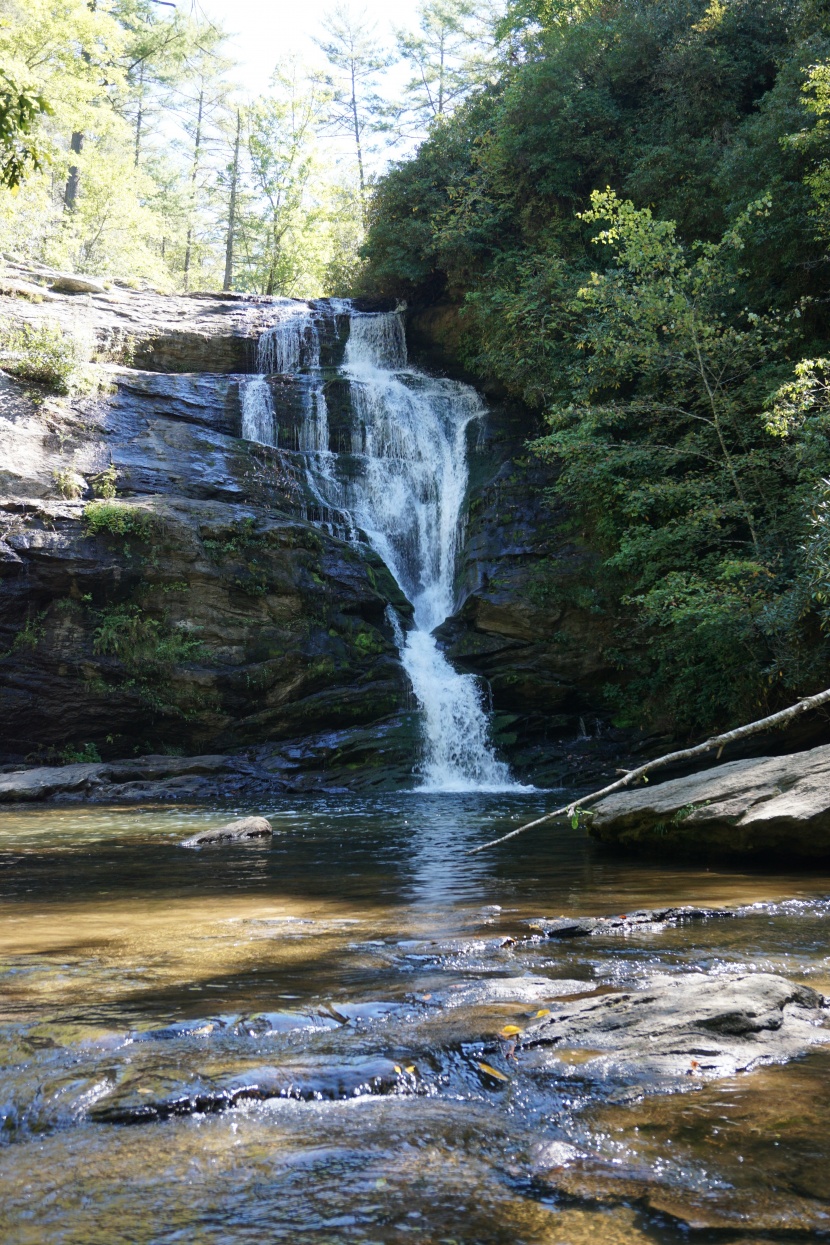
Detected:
left=242, top=301, right=517, bottom=792
left=2, top=799, right=830, bottom=1242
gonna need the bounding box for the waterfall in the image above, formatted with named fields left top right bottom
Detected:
left=240, top=376, right=274, bottom=446
left=241, top=300, right=522, bottom=792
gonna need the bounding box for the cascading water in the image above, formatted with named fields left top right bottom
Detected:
left=241, top=301, right=521, bottom=792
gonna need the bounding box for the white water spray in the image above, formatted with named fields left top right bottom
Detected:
left=242, top=301, right=521, bottom=792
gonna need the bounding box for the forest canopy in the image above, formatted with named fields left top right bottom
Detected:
left=0, top=0, right=502, bottom=294
left=364, top=0, right=830, bottom=734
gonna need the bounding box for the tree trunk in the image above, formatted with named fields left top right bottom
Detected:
left=134, top=62, right=145, bottom=167
left=183, top=85, right=204, bottom=292
left=350, top=62, right=365, bottom=202
left=222, top=109, right=242, bottom=292
left=64, top=131, right=83, bottom=210
left=438, top=33, right=445, bottom=115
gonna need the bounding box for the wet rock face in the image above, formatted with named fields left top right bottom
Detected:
left=0, top=495, right=409, bottom=762
left=516, top=972, right=828, bottom=1084
left=589, top=742, right=830, bottom=859
left=0, top=276, right=414, bottom=770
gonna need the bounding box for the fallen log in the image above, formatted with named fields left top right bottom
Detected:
left=469, top=686, right=830, bottom=854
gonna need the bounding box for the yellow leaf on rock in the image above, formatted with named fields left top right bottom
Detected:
left=499, top=1025, right=522, bottom=1038
left=405, top=1065, right=416, bottom=1074
left=535, top=1009, right=551, bottom=1018
left=476, top=1061, right=510, bottom=1083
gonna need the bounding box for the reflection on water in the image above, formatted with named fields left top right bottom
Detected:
left=2, top=793, right=830, bottom=1243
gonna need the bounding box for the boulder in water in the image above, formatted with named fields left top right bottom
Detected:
left=516, top=972, right=828, bottom=1085
left=180, top=816, right=273, bottom=848
left=589, top=743, right=830, bottom=858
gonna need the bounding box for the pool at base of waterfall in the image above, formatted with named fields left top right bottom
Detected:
left=2, top=793, right=830, bottom=1243
left=241, top=300, right=523, bottom=793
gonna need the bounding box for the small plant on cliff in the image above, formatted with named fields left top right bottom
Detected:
left=60, top=742, right=101, bottom=764
left=83, top=500, right=155, bottom=540
left=90, top=464, right=118, bottom=498
left=0, top=609, right=46, bottom=659
left=92, top=603, right=205, bottom=673
left=0, top=319, right=88, bottom=393
left=53, top=466, right=86, bottom=498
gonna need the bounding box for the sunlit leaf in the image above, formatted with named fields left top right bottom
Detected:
left=499, top=1024, right=522, bottom=1038
left=476, top=1060, right=510, bottom=1082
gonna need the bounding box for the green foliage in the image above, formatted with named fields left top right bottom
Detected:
left=52, top=467, right=85, bottom=499
left=238, top=68, right=327, bottom=296
left=60, top=741, right=101, bottom=764
left=92, top=603, right=205, bottom=674
left=0, top=318, right=86, bottom=391
left=530, top=194, right=829, bottom=728
left=90, top=464, right=118, bottom=499
left=83, top=501, right=155, bottom=541
left=0, top=67, right=52, bottom=189
left=2, top=610, right=46, bottom=659
left=365, top=0, right=830, bottom=735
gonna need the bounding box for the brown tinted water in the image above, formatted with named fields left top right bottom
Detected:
left=1, top=793, right=830, bottom=1243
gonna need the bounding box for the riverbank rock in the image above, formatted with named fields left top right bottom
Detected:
left=589, top=742, right=830, bottom=858
left=516, top=972, right=828, bottom=1087
left=180, top=816, right=273, bottom=847
left=0, top=719, right=423, bottom=803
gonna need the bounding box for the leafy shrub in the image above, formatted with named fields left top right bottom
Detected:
left=84, top=500, right=155, bottom=540
left=60, top=742, right=102, bottom=764
left=53, top=467, right=86, bottom=498
left=0, top=318, right=87, bottom=392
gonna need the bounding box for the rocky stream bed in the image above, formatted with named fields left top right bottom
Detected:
left=2, top=794, right=830, bottom=1242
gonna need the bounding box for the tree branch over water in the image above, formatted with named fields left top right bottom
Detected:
left=469, top=688, right=830, bottom=855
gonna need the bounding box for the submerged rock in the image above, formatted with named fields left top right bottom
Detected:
left=180, top=816, right=273, bottom=847
left=89, top=1056, right=408, bottom=1124
left=590, top=743, right=830, bottom=858
left=527, top=906, right=733, bottom=938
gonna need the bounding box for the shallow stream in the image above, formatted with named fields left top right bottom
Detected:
left=2, top=795, right=830, bottom=1242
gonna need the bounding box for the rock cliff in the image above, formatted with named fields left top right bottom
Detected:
left=0, top=264, right=417, bottom=784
